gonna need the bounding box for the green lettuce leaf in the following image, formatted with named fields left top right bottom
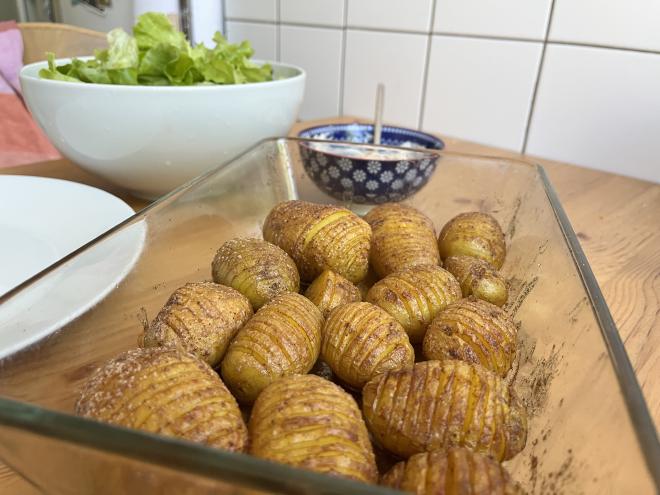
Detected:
left=132, top=12, right=189, bottom=53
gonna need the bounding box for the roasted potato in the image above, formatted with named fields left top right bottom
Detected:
left=381, top=448, right=525, bottom=495
left=438, top=212, right=506, bottom=269
left=304, top=269, right=361, bottom=318
left=444, top=255, right=508, bottom=307
left=423, top=298, right=517, bottom=376
left=364, top=203, right=440, bottom=278
left=321, top=302, right=414, bottom=389
left=263, top=200, right=371, bottom=283
left=211, top=237, right=300, bottom=309
left=141, top=282, right=252, bottom=367
left=221, top=292, right=323, bottom=404
left=249, top=374, right=378, bottom=483
left=76, top=347, right=247, bottom=452
left=366, top=264, right=462, bottom=343
left=362, top=360, right=527, bottom=460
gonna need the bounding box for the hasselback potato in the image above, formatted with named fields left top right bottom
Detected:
left=444, top=255, right=508, bottom=307
left=304, top=269, right=362, bottom=319
left=249, top=374, right=378, bottom=483
left=381, top=448, right=524, bottom=495
left=211, top=237, right=300, bottom=309
left=423, top=298, right=518, bottom=377
left=366, top=264, right=462, bottom=343
left=362, top=360, right=527, bottom=460
left=141, top=282, right=252, bottom=367
left=321, top=302, right=414, bottom=389
left=364, top=203, right=441, bottom=278
left=221, top=292, right=323, bottom=404
left=262, top=200, right=371, bottom=283
left=76, top=347, right=247, bottom=452
left=438, top=212, right=506, bottom=269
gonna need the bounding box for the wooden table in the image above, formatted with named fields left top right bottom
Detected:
left=1, top=117, right=658, bottom=493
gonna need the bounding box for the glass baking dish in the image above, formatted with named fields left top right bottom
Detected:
left=0, top=138, right=657, bottom=494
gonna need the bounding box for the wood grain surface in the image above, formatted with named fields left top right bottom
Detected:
left=0, top=117, right=657, bottom=493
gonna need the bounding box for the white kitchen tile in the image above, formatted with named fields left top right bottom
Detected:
left=434, top=0, right=552, bottom=40
left=225, top=21, right=277, bottom=61
left=280, top=26, right=342, bottom=119
left=343, top=30, right=428, bottom=128
left=347, top=0, right=433, bottom=32
left=280, top=0, right=344, bottom=27
left=422, top=36, right=542, bottom=151
left=550, top=0, right=660, bottom=52
left=527, top=45, right=660, bottom=183
left=225, top=0, right=276, bottom=22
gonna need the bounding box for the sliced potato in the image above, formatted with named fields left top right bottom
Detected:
left=304, top=269, right=361, bottom=319
left=438, top=212, right=506, bottom=268
left=444, top=254, right=508, bottom=307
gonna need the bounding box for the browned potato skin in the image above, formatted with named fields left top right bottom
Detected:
left=444, top=255, right=508, bottom=307
left=321, top=302, right=414, bottom=389
left=366, top=264, right=462, bottom=343
left=262, top=200, right=371, bottom=283
left=304, top=269, right=361, bottom=319
left=76, top=347, right=247, bottom=452
left=249, top=374, right=378, bottom=484
left=220, top=292, right=323, bottom=404
left=423, top=298, right=518, bottom=377
left=211, top=237, right=300, bottom=310
left=364, top=203, right=441, bottom=278
left=438, top=212, right=506, bottom=269
left=362, top=360, right=527, bottom=461
left=141, top=282, right=253, bottom=367
left=381, top=448, right=525, bottom=495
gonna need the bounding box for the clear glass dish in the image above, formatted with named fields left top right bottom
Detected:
left=0, top=138, right=657, bottom=494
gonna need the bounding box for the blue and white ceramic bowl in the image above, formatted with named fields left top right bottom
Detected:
left=298, top=123, right=444, bottom=204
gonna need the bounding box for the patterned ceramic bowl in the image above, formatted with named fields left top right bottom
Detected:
left=298, top=123, right=444, bottom=204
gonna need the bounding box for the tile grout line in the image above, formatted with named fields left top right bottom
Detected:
left=338, top=0, right=349, bottom=116
left=275, top=0, right=281, bottom=62
left=521, top=0, right=557, bottom=154
left=417, top=0, right=437, bottom=131
left=220, top=0, right=227, bottom=37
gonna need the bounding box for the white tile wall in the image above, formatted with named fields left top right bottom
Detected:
left=280, top=0, right=344, bottom=27
left=225, top=0, right=277, bottom=22
left=527, top=45, right=660, bottom=183
left=346, top=0, right=433, bottom=32
left=280, top=26, right=343, bottom=119
left=433, top=0, right=553, bottom=40
left=550, top=0, right=660, bottom=52
left=343, top=30, right=428, bottom=128
left=225, top=21, right=277, bottom=61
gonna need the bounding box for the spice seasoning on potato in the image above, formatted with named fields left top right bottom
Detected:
left=141, top=282, right=253, bottom=367
left=211, top=237, right=300, bottom=310
left=364, top=203, right=440, bottom=278
left=362, top=360, right=527, bottom=461
left=444, top=255, right=508, bottom=307
left=262, top=200, right=371, bottom=283
left=76, top=347, right=247, bottom=452
left=304, top=269, right=361, bottom=318
left=249, top=374, right=378, bottom=483
left=438, top=212, right=506, bottom=269
left=366, top=264, right=462, bottom=343
left=422, top=298, right=518, bottom=376
left=220, top=292, right=323, bottom=404
left=381, top=448, right=525, bottom=495
left=321, top=302, right=414, bottom=389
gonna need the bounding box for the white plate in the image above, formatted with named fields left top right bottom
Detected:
left=0, top=176, right=145, bottom=358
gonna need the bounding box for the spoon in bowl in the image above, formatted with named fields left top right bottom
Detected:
left=373, top=83, right=385, bottom=145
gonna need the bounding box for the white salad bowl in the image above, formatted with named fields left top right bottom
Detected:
left=20, top=57, right=305, bottom=199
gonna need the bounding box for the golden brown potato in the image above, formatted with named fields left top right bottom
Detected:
left=321, top=302, right=414, bottom=389
left=423, top=298, right=517, bottom=377
left=220, top=292, right=323, bottom=404
left=365, top=264, right=462, bottom=343
left=438, top=212, right=506, bottom=269
left=76, top=347, right=247, bottom=452
left=141, top=282, right=253, bottom=367
left=249, top=374, right=378, bottom=484
left=362, top=360, right=527, bottom=461
left=304, top=269, right=361, bottom=318
left=211, top=237, right=300, bottom=309
left=262, top=200, right=371, bottom=283
left=381, top=448, right=525, bottom=495
left=364, top=203, right=441, bottom=278
left=444, top=255, right=508, bottom=307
